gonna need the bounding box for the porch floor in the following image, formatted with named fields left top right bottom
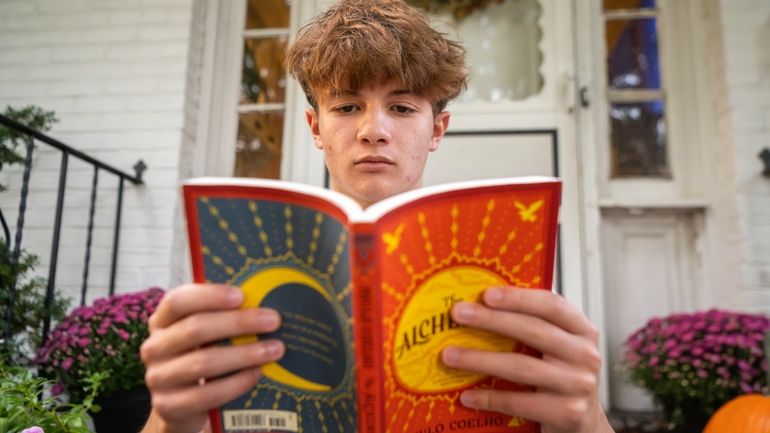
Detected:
left=608, top=409, right=669, bottom=433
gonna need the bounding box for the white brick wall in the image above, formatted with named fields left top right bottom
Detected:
left=719, top=0, right=770, bottom=306
left=0, top=0, right=198, bottom=303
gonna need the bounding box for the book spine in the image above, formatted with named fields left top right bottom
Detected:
left=351, top=222, right=383, bottom=433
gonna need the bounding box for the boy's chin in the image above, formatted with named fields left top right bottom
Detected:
left=351, top=184, right=402, bottom=208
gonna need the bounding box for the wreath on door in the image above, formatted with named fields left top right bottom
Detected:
left=406, top=0, right=507, bottom=21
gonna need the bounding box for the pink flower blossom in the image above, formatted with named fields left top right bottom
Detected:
left=35, top=287, right=165, bottom=400
left=61, top=357, right=74, bottom=371
left=623, top=308, right=770, bottom=420
left=663, top=339, right=678, bottom=350
left=22, top=427, right=44, bottom=433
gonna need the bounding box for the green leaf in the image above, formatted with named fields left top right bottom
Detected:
left=0, top=104, right=58, bottom=190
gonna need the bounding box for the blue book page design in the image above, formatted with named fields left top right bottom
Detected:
left=196, top=196, right=356, bottom=433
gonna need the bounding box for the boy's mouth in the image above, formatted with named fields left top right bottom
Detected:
left=355, top=155, right=395, bottom=166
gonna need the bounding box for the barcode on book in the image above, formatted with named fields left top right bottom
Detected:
left=223, top=410, right=299, bottom=432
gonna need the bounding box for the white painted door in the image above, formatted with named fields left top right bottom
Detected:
left=600, top=210, right=700, bottom=410
left=419, top=0, right=585, bottom=308
left=574, top=0, right=710, bottom=411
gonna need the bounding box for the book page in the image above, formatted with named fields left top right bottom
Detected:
left=369, top=179, right=561, bottom=433
left=183, top=183, right=358, bottom=433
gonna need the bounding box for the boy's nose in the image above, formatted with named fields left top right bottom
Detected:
left=357, top=109, right=391, bottom=145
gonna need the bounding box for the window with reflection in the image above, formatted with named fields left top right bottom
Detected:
left=419, top=0, right=544, bottom=102
left=234, top=0, right=290, bottom=179
left=604, top=0, right=670, bottom=178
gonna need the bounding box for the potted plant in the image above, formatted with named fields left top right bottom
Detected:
left=1, top=240, right=70, bottom=367
left=624, top=309, right=770, bottom=432
left=36, top=287, right=164, bottom=433
left=702, top=333, right=770, bottom=432
left=1, top=104, right=65, bottom=368
left=1, top=359, right=104, bottom=433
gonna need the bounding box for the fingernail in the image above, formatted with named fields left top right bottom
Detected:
left=226, top=288, right=244, bottom=305
left=265, top=340, right=283, bottom=360
left=257, top=310, right=280, bottom=328
left=485, top=287, right=503, bottom=303
left=454, top=303, right=475, bottom=320
left=460, top=392, right=475, bottom=407
left=442, top=346, right=460, bottom=365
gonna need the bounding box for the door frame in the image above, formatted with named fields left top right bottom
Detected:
left=192, top=0, right=325, bottom=184
left=573, top=0, right=729, bottom=409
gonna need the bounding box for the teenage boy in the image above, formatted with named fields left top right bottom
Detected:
left=139, top=1, right=616, bottom=432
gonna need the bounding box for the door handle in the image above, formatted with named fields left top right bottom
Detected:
left=580, top=86, right=590, bottom=108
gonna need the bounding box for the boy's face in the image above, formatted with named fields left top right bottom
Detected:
left=306, top=82, right=450, bottom=208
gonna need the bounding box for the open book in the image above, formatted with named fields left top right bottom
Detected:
left=182, top=176, right=562, bottom=433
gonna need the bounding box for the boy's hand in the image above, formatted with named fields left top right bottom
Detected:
left=442, top=287, right=614, bottom=433
left=140, top=284, right=285, bottom=433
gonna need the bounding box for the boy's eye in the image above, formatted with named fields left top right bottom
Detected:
left=391, top=105, right=415, bottom=114
left=334, top=105, right=358, bottom=113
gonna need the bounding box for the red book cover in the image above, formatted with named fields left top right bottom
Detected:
left=182, top=177, right=561, bottom=433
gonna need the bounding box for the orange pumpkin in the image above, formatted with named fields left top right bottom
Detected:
left=703, top=394, right=770, bottom=432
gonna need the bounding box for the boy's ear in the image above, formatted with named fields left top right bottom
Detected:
left=430, top=111, right=451, bottom=152
left=305, top=108, right=323, bottom=150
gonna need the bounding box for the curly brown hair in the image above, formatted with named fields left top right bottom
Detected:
left=286, top=0, right=468, bottom=113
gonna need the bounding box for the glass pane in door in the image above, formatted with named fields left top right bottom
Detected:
left=609, top=101, right=669, bottom=178
left=245, top=0, right=289, bottom=28
left=602, top=0, right=655, bottom=10
left=427, top=0, right=544, bottom=102
left=235, top=112, right=285, bottom=179
left=606, top=18, right=660, bottom=89
left=241, top=38, right=288, bottom=105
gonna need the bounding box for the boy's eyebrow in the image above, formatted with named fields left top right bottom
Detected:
left=325, top=88, right=416, bottom=98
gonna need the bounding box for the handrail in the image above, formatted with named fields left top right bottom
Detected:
left=0, top=114, right=146, bottom=184
left=0, top=113, right=147, bottom=346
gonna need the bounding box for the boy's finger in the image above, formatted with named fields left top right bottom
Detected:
left=151, top=367, right=263, bottom=429
left=450, top=302, right=599, bottom=367
left=441, top=347, right=597, bottom=396
left=459, top=389, right=588, bottom=432
left=483, top=288, right=599, bottom=342
left=149, top=284, right=244, bottom=330
left=141, top=307, right=281, bottom=361
left=145, top=339, right=285, bottom=391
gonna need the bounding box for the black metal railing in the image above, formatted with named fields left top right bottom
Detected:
left=0, top=113, right=146, bottom=344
